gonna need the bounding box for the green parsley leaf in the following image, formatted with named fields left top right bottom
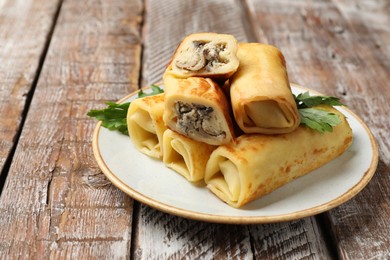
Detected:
left=298, top=108, right=342, bottom=133
left=87, top=84, right=164, bottom=135
left=138, top=84, right=164, bottom=98
left=294, top=91, right=343, bottom=109
left=87, top=102, right=130, bottom=135
left=293, top=91, right=344, bottom=133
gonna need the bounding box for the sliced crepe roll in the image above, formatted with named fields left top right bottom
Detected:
left=166, top=33, right=239, bottom=79
left=163, top=74, right=235, bottom=145
left=205, top=106, right=353, bottom=208
left=163, top=129, right=216, bottom=182
left=127, top=93, right=167, bottom=159
left=230, top=43, right=300, bottom=134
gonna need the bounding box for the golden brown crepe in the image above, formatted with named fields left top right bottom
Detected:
left=163, top=129, right=216, bottom=182
left=230, top=43, right=300, bottom=134
left=127, top=93, right=167, bottom=159
left=204, top=106, right=353, bottom=208
left=166, top=33, right=239, bottom=79
left=163, top=74, right=235, bottom=145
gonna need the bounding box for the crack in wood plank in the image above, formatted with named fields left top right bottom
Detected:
left=0, top=0, right=64, bottom=195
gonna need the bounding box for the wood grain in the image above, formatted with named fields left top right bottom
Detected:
left=134, top=0, right=332, bottom=259
left=325, top=1, right=390, bottom=258
left=0, top=0, right=143, bottom=258
left=245, top=0, right=390, bottom=258
left=0, top=0, right=60, bottom=177
left=0, top=0, right=388, bottom=258
left=133, top=206, right=252, bottom=259
left=249, top=218, right=333, bottom=259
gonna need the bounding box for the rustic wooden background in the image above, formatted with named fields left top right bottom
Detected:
left=0, top=0, right=389, bottom=258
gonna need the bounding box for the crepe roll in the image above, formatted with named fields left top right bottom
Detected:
left=166, top=33, right=239, bottom=79
left=163, top=74, right=235, bottom=145
left=127, top=93, right=167, bottom=159
left=163, top=129, right=217, bottom=182
left=205, top=106, right=353, bottom=208
left=230, top=43, right=300, bottom=134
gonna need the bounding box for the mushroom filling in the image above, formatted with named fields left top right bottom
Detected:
left=175, top=101, right=226, bottom=139
left=175, top=41, right=228, bottom=72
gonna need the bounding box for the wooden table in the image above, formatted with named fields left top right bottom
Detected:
left=0, top=0, right=389, bottom=258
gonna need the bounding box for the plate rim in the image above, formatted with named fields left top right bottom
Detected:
left=92, top=83, right=379, bottom=224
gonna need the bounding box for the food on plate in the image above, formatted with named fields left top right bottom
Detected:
left=166, top=33, right=239, bottom=79
left=204, top=106, right=352, bottom=208
left=163, top=74, right=235, bottom=145
left=89, top=33, right=355, bottom=209
left=230, top=43, right=300, bottom=134
left=162, top=129, right=216, bottom=182
left=127, top=93, right=166, bottom=159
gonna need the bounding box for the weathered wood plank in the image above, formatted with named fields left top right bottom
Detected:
left=133, top=207, right=252, bottom=259
left=134, top=0, right=332, bottom=259
left=326, top=0, right=390, bottom=258
left=332, top=0, right=390, bottom=70
left=249, top=217, right=334, bottom=259
left=245, top=0, right=390, bottom=258
left=0, top=0, right=60, bottom=178
left=0, top=0, right=143, bottom=258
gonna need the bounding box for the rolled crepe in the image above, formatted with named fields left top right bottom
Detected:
left=205, top=106, right=353, bottom=208
left=163, top=129, right=216, bottom=182
left=127, top=93, right=167, bottom=159
left=230, top=43, right=300, bottom=134
left=163, top=74, right=235, bottom=145
left=166, top=33, right=239, bottom=79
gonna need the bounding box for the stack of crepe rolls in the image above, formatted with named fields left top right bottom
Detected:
left=204, top=106, right=353, bottom=208
left=125, top=33, right=352, bottom=208
left=166, top=32, right=239, bottom=79
left=163, top=33, right=238, bottom=145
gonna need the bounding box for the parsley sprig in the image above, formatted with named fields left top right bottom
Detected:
left=138, top=84, right=164, bottom=97
left=87, top=84, right=164, bottom=135
left=294, top=91, right=344, bottom=133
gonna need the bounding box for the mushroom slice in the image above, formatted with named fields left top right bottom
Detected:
left=163, top=75, right=235, bottom=146
left=166, top=33, right=239, bottom=79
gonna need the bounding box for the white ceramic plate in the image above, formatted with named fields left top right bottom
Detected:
left=92, top=84, right=378, bottom=224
